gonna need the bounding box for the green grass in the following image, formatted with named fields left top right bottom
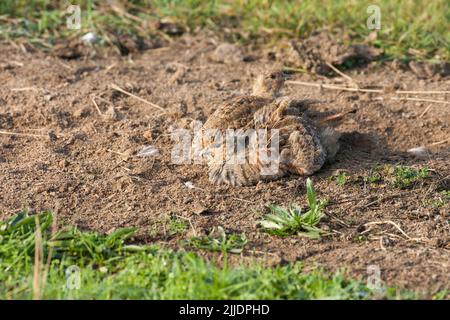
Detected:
left=0, top=0, right=448, bottom=61
left=364, top=171, right=382, bottom=184
left=423, top=190, right=450, bottom=208
left=433, top=290, right=450, bottom=300
left=0, top=210, right=414, bottom=300
left=361, top=165, right=430, bottom=189
left=336, top=172, right=348, bottom=186
left=260, top=178, right=328, bottom=238
left=166, top=214, right=189, bottom=236
left=393, top=166, right=429, bottom=189
left=183, top=226, right=247, bottom=253
left=147, top=214, right=190, bottom=238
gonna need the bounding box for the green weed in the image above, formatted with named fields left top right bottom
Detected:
left=167, top=215, right=189, bottom=236
left=183, top=226, right=247, bottom=253
left=393, top=166, right=429, bottom=189
left=260, top=178, right=328, bottom=238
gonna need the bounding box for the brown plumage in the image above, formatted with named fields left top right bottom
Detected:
left=201, top=70, right=339, bottom=186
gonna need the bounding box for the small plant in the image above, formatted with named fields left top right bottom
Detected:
left=393, top=166, right=429, bottom=189
left=336, top=172, right=348, bottom=186
left=0, top=211, right=150, bottom=268
left=354, top=235, right=368, bottom=243
left=260, top=178, right=328, bottom=238
left=433, top=289, right=449, bottom=300
left=167, top=215, right=189, bottom=236
left=423, top=190, right=450, bottom=208
left=425, top=199, right=446, bottom=208
left=183, top=226, right=247, bottom=253
left=364, top=171, right=382, bottom=184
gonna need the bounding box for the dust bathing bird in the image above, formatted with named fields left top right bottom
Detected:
left=201, top=69, right=340, bottom=186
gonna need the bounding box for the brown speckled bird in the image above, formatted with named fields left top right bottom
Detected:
left=201, top=70, right=340, bottom=186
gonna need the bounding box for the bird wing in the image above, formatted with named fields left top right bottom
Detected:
left=260, top=99, right=327, bottom=176
left=202, top=96, right=270, bottom=130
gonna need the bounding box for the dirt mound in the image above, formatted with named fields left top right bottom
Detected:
left=284, top=31, right=382, bottom=74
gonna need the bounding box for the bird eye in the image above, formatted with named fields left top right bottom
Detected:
left=270, top=74, right=276, bottom=79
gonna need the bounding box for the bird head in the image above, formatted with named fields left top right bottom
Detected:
left=252, top=70, right=289, bottom=98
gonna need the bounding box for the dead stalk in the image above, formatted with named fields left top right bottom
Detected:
left=377, top=96, right=450, bottom=105
left=110, top=83, right=166, bottom=112
left=91, top=96, right=103, bottom=116
left=363, top=220, right=412, bottom=240
left=287, top=80, right=450, bottom=98
left=33, top=217, right=44, bottom=300
left=0, top=130, right=48, bottom=138
left=324, top=61, right=358, bottom=87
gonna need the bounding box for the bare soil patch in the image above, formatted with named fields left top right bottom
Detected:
left=1, top=33, right=449, bottom=296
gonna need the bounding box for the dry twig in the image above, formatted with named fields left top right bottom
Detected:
left=91, top=96, right=103, bottom=116
left=110, top=83, right=166, bottom=112
left=363, top=220, right=411, bottom=239
left=0, top=130, right=48, bottom=138
left=324, top=61, right=358, bottom=87
left=287, top=80, right=450, bottom=98
left=376, top=96, right=450, bottom=105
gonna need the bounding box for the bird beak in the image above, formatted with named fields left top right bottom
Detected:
left=282, top=72, right=293, bottom=80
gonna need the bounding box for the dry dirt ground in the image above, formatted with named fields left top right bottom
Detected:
left=0, top=33, right=449, bottom=296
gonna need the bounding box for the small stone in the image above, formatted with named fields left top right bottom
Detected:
left=178, top=101, right=188, bottom=115
left=73, top=107, right=91, bottom=118
left=211, top=43, right=244, bottom=64
left=137, top=145, right=160, bottom=157
left=143, top=130, right=153, bottom=140
left=103, top=106, right=124, bottom=121
left=152, top=19, right=185, bottom=36
left=81, top=32, right=99, bottom=44
left=99, top=266, right=108, bottom=273
left=59, top=159, right=69, bottom=168
left=407, top=146, right=429, bottom=158
left=184, top=181, right=196, bottom=189
left=48, top=131, right=58, bottom=141
left=193, top=204, right=209, bottom=215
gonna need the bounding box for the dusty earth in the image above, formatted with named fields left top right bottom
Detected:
left=0, top=32, right=449, bottom=297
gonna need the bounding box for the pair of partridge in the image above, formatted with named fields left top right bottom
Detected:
left=201, top=70, right=340, bottom=186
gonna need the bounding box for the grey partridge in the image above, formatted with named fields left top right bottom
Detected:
left=201, top=70, right=339, bottom=186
